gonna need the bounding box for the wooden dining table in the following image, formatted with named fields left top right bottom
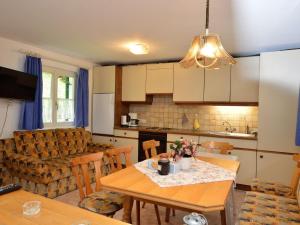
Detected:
left=0, top=190, right=129, bottom=225
left=100, top=156, right=240, bottom=225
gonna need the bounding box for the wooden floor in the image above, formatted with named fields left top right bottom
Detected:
left=55, top=188, right=245, bottom=225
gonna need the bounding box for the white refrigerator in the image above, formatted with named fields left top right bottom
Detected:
left=92, top=93, right=115, bottom=135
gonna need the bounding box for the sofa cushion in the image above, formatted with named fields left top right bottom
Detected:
left=14, top=130, right=60, bottom=160
left=79, top=190, right=124, bottom=216
left=251, top=178, right=293, bottom=198
left=55, top=128, right=87, bottom=156
left=239, top=191, right=300, bottom=225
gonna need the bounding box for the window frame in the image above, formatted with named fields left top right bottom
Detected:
left=42, top=66, right=77, bottom=128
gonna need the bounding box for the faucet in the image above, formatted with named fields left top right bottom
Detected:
left=222, top=121, right=236, bottom=133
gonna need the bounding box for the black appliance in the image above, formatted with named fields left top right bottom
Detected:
left=0, top=66, right=38, bottom=101
left=138, top=131, right=167, bottom=162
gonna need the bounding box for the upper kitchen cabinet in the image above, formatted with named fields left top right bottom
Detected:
left=146, top=63, right=174, bottom=94
left=258, top=50, right=300, bottom=153
left=93, top=66, right=115, bottom=93
left=230, top=56, right=260, bottom=102
left=204, top=65, right=231, bottom=102
left=122, top=65, right=146, bottom=102
left=173, top=63, right=204, bottom=102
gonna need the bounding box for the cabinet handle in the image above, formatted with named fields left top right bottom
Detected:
left=180, top=137, right=183, bottom=139
left=260, top=155, right=263, bottom=159
left=115, top=139, right=117, bottom=142
left=228, top=152, right=231, bottom=155
left=109, top=139, right=112, bottom=142
left=124, top=132, right=127, bottom=135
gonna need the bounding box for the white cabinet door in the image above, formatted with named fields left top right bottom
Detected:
left=113, top=137, right=139, bottom=164
left=93, top=66, right=115, bottom=93
left=92, top=135, right=114, bottom=145
left=146, top=63, right=174, bottom=94
left=257, top=152, right=295, bottom=186
left=228, top=149, right=257, bottom=185
left=122, top=65, right=146, bottom=101
left=204, top=66, right=231, bottom=102
left=230, top=57, right=260, bottom=102
left=258, top=50, right=300, bottom=153
left=173, top=63, right=204, bottom=102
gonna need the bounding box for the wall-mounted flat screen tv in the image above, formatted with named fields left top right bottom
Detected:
left=0, top=66, right=37, bottom=101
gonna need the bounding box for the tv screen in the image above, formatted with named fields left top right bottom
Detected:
left=0, top=66, right=37, bottom=101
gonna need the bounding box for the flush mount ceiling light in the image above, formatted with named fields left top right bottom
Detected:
left=180, top=0, right=236, bottom=69
left=129, top=43, right=149, bottom=55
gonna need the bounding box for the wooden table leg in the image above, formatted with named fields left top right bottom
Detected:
left=122, top=196, right=133, bottom=223
left=165, top=208, right=170, bottom=222
left=154, top=205, right=161, bottom=225
left=136, top=200, right=141, bottom=225
left=220, top=209, right=227, bottom=225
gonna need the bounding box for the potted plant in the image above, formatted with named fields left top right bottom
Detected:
left=170, top=139, right=198, bottom=170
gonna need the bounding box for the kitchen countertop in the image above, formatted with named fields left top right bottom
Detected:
left=114, top=126, right=257, bottom=140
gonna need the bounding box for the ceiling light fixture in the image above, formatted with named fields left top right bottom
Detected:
left=129, top=43, right=149, bottom=55
left=180, top=0, right=236, bottom=69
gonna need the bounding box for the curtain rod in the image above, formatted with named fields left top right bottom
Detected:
left=18, top=49, right=92, bottom=70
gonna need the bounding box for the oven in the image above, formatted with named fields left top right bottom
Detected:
left=138, top=131, right=167, bottom=162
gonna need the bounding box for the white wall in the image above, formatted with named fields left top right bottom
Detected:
left=0, top=37, right=95, bottom=138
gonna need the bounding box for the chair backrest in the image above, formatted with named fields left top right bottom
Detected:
left=290, top=154, right=300, bottom=195
left=71, top=152, right=103, bottom=201
left=106, top=146, right=132, bottom=173
left=142, top=140, right=160, bottom=159
left=201, top=141, right=233, bottom=155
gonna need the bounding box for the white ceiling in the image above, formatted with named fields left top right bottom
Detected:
left=0, top=0, right=300, bottom=64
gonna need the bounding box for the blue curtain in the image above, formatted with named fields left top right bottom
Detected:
left=296, top=89, right=300, bottom=145
left=75, top=68, right=89, bottom=127
left=19, top=56, right=43, bottom=130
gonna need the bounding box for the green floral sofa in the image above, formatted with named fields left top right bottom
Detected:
left=239, top=178, right=300, bottom=224
left=0, top=128, right=112, bottom=198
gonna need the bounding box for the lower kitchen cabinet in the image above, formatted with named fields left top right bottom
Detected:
left=113, top=137, right=139, bottom=164
left=92, top=135, right=139, bottom=164
left=92, top=135, right=114, bottom=145
left=228, top=149, right=256, bottom=185
left=256, top=151, right=295, bottom=186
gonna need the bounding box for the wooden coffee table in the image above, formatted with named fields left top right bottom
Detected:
left=100, top=156, right=240, bottom=225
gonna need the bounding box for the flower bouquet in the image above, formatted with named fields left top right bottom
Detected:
left=170, top=139, right=198, bottom=161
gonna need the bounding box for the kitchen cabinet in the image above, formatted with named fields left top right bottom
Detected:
left=122, top=65, right=146, bottom=101
left=113, top=137, right=139, bottom=164
left=257, top=151, right=295, bottom=186
left=92, top=135, right=114, bottom=145
left=146, top=63, right=174, bottom=94
left=92, top=134, right=139, bottom=164
left=228, top=149, right=257, bottom=185
left=167, top=134, right=200, bottom=143
left=93, top=66, right=115, bottom=93
left=230, top=56, right=260, bottom=102
left=258, top=50, right=300, bottom=153
left=199, top=136, right=257, bottom=185
left=173, top=63, right=205, bottom=102
left=204, top=66, right=231, bottom=102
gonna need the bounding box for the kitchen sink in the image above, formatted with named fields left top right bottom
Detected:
left=207, top=131, right=255, bottom=138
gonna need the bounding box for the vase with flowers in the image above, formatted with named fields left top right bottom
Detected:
left=170, top=139, right=198, bottom=170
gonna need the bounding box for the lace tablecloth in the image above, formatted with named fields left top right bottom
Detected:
left=134, top=158, right=236, bottom=187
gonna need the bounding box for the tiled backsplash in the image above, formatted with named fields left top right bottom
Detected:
left=129, top=95, right=258, bottom=133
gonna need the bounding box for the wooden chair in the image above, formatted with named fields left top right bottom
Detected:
left=71, top=152, right=124, bottom=217
left=141, top=140, right=175, bottom=224
left=105, top=146, right=133, bottom=172
left=251, top=154, right=300, bottom=197
left=201, top=141, right=234, bottom=155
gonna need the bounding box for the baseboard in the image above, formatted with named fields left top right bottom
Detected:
left=235, top=183, right=251, bottom=191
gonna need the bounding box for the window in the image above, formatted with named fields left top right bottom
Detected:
left=42, top=67, right=76, bottom=127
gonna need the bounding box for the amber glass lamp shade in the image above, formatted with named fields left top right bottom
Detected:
left=180, top=34, right=236, bottom=70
